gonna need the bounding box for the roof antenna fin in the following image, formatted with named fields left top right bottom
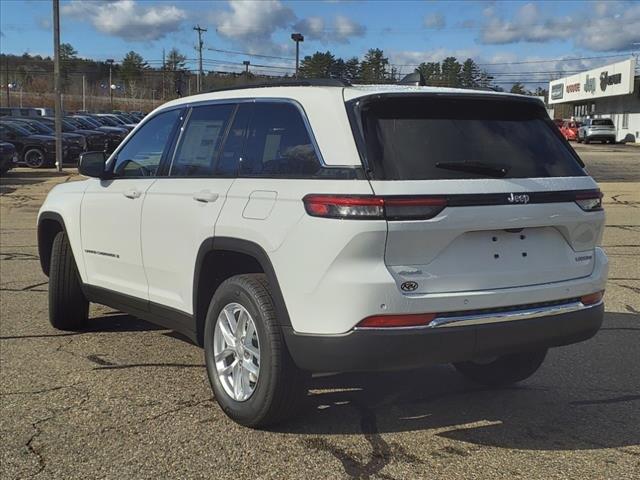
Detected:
left=399, top=70, right=426, bottom=86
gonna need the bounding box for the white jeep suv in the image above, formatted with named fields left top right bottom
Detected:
left=37, top=79, right=608, bottom=427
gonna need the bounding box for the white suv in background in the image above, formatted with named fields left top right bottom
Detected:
left=38, top=78, right=608, bottom=427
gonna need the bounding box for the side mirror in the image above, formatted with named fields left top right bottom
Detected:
left=78, top=151, right=108, bottom=179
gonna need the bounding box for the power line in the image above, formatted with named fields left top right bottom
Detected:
left=206, top=47, right=294, bottom=62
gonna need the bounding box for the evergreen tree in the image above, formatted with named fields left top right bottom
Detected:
left=360, top=49, right=389, bottom=83
left=440, top=56, right=461, bottom=87
left=510, top=82, right=527, bottom=94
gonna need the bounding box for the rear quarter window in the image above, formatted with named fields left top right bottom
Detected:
left=352, top=95, right=586, bottom=180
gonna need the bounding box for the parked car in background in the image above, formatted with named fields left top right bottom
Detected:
left=94, top=113, right=136, bottom=131
left=70, top=116, right=127, bottom=152
left=37, top=117, right=109, bottom=152
left=89, top=114, right=135, bottom=132
left=129, top=111, right=145, bottom=121
left=0, top=141, right=18, bottom=175
left=9, top=117, right=86, bottom=162
left=0, top=107, right=41, bottom=117
left=560, top=120, right=581, bottom=141
left=0, top=121, right=62, bottom=168
left=33, top=108, right=54, bottom=116
left=578, top=118, right=616, bottom=144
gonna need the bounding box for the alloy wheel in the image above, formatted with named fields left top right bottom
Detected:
left=213, top=302, right=260, bottom=402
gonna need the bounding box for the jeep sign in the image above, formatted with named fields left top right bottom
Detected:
left=548, top=58, right=635, bottom=104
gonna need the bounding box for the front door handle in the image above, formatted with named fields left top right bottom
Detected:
left=123, top=189, right=142, bottom=199
left=193, top=191, right=219, bottom=203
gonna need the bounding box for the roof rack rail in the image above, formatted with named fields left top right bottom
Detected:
left=208, top=78, right=351, bottom=93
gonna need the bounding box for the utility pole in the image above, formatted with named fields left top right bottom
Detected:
left=106, top=59, right=114, bottom=110
left=4, top=56, right=9, bottom=107
left=82, top=74, right=86, bottom=111
left=53, top=0, right=63, bottom=172
left=193, top=25, right=207, bottom=92
left=291, top=33, right=304, bottom=78
left=161, top=48, right=165, bottom=101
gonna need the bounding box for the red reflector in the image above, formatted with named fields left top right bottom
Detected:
left=357, top=313, right=437, bottom=328
left=580, top=291, right=604, bottom=305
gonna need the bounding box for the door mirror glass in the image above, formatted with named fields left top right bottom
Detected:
left=79, top=151, right=107, bottom=178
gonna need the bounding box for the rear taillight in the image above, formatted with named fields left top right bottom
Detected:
left=357, top=313, right=437, bottom=328
left=575, top=190, right=603, bottom=211
left=303, top=195, right=447, bottom=220
left=580, top=291, right=604, bottom=305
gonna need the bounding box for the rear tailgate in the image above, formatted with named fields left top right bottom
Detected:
left=371, top=178, right=604, bottom=294
left=351, top=93, right=604, bottom=294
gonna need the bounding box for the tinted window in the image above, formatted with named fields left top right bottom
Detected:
left=112, top=109, right=180, bottom=177
left=240, top=102, right=321, bottom=177
left=170, top=104, right=234, bottom=176
left=357, top=96, right=585, bottom=180
left=592, top=119, right=614, bottom=126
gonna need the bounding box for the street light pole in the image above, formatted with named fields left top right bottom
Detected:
left=291, top=33, right=304, bottom=78
left=106, top=58, right=114, bottom=110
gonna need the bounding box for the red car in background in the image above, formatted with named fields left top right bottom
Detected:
left=560, top=120, right=581, bottom=141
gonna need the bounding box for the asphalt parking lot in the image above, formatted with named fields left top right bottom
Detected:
left=1, top=143, right=638, bottom=479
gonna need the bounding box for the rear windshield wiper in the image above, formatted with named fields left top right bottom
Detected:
left=435, top=161, right=509, bottom=178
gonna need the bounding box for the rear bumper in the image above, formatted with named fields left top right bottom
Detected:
left=284, top=302, right=604, bottom=373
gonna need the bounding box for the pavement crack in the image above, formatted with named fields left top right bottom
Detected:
left=93, top=362, right=205, bottom=370
left=86, top=354, right=117, bottom=366
left=2, top=383, right=82, bottom=396
left=611, top=282, right=640, bottom=295
left=625, top=304, right=640, bottom=314
left=0, top=252, right=39, bottom=261
left=570, top=394, right=640, bottom=406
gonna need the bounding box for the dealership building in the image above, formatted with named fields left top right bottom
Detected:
left=548, top=58, right=639, bottom=143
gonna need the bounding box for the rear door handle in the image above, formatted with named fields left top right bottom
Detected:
left=193, top=191, right=219, bottom=203
left=123, top=189, right=142, bottom=199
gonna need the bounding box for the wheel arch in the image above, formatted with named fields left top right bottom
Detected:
left=193, top=237, right=292, bottom=346
left=37, top=212, right=67, bottom=276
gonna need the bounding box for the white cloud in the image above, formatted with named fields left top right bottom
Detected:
left=293, top=14, right=366, bottom=44
left=212, top=0, right=295, bottom=54
left=61, top=0, right=187, bottom=42
left=424, top=12, right=445, bottom=30
left=479, top=1, right=640, bottom=51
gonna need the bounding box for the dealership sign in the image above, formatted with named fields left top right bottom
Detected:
left=548, top=58, right=636, bottom=104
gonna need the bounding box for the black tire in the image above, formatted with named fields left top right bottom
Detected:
left=453, top=349, right=547, bottom=387
left=48, top=231, right=89, bottom=330
left=23, top=148, right=46, bottom=168
left=204, top=274, right=307, bottom=428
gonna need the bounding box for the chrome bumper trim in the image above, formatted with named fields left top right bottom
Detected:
left=429, top=300, right=602, bottom=328
left=355, top=300, right=603, bottom=331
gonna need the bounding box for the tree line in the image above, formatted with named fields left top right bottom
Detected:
left=1, top=44, right=548, bottom=105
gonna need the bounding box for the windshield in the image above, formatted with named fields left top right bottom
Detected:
left=592, top=119, right=614, bottom=126
left=353, top=95, right=585, bottom=180
left=98, top=116, right=119, bottom=126
left=3, top=123, right=32, bottom=135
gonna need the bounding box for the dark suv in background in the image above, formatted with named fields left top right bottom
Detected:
left=0, top=121, right=63, bottom=168
left=8, top=118, right=86, bottom=162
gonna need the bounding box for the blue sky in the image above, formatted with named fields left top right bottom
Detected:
left=1, top=0, right=639, bottom=85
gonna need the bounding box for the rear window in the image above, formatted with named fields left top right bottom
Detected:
left=353, top=95, right=585, bottom=180
left=592, top=119, right=614, bottom=126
